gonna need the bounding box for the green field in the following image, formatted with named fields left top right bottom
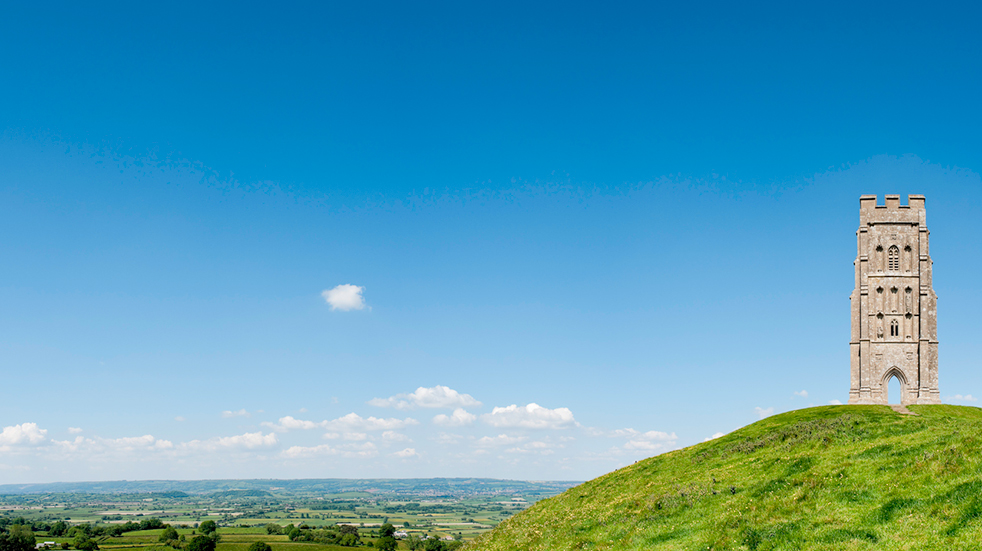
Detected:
left=469, top=405, right=982, bottom=550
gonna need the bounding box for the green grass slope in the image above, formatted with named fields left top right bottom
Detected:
left=468, top=405, right=982, bottom=550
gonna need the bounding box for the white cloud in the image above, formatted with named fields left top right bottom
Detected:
left=0, top=423, right=47, bottom=447
left=182, top=431, right=277, bottom=452
left=947, top=394, right=978, bottom=402
left=394, top=447, right=417, bottom=458
left=322, top=284, right=366, bottom=311
left=433, top=408, right=477, bottom=427
left=704, top=432, right=725, bottom=442
left=174, top=416, right=186, bottom=422
left=482, top=403, right=577, bottom=429
left=505, top=440, right=559, bottom=455
left=282, top=444, right=334, bottom=458
left=623, top=431, right=677, bottom=451
left=828, top=399, right=843, bottom=405
left=368, top=386, right=481, bottom=410
left=263, top=416, right=323, bottom=431
left=755, top=407, right=774, bottom=419
left=325, top=413, right=419, bottom=432
left=68, top=427, right=83, bottom=434
left=793, top=390, right=808, bottom=398
left=52, top=434, right=173, bottom=454
left=264, top=413, right=418, bottom=433
left=222, top=409, right=250, bottom=418
left=343, top=432, right=368, bottom=441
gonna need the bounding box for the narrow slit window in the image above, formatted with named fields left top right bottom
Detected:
left=890, top=320, right=899, bottom=337
left=888, top=245, right=900, bottom=270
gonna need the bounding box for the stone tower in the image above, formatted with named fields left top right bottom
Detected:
left=849, top=194, right=940, bottom=405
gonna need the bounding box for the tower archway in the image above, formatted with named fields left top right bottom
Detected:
left=881, top=367, right=908, bottom=405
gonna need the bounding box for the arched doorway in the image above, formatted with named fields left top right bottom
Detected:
left=882, top=367, right=908, bottom=405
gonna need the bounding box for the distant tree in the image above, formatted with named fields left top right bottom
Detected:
left=139, top=519, right=165, bottom=531
left=423, top=538, right=444, bottom=551
left=247, top=542, right=271, bottom=551
left=50, top=522, right=69, bottom=537
left=264, top=524, right=282, bottom=535
left=0, top=525, right=35, bottom=551
left=197, top=521, right=217, bottom=536
left=185, top=536, right=215, bottom=551
left=375, top=535, right=397, bottom=551
left=159, top=526, right=179, bottom=546
left=72, top=533, right=98, bottom=551
left=405, top=535, right=424, bottom=551
left=378, top=524, right=395, bottom=538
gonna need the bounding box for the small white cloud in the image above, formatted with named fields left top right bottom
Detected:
left=704, top=432, right=725, bottom=442
left=828, top=399, right=843, bottom=405
left=68, top=427, right=83, bottom=434
left=947, top=394, right=978, bottom=402
left=369, top=386, right=481, bottom=410
left=174, top=416, right=186, bottom=422
left=623, top=431, right=677, bottom=451
left=282, top=444, right=334, bottom=458
left=482, top=403, right=577, bottom=429
left=755, top=407, right=774, bottom=419
left=343, top=432, right=369, bottom=441
left=433, top=408, right=477, bottom=427
left=325, top=413, right=419, bottom=432
left=222, top=409, right=250, bottom=418
left=0, top=423, right=47, bottom=446
left=394, top=447, right=417, bottom=458
left=263, top=416, right=322, bottom=431
left=793, top=390, right=809, bottom=398
left=322, top=284, right=366, bottom=311
left=266, top=413, right=419, bottom=433
left=210, top=431, right=277, bottom=449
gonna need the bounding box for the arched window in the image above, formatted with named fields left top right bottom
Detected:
left=888, top=245, right=900, bottom=270
left=890, top=319, right=899, bottom=337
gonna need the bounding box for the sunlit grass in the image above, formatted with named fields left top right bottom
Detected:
left=469, top=405, right=982, bottom=550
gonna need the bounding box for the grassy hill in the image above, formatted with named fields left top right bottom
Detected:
left=468, top=405, right=982, bottom=550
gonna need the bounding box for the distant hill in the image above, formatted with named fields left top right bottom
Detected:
left=0, top=478, right=578, bottom=497
left=469, top=405, right=982, bottom=550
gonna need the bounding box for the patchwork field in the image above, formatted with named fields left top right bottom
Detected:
left=0, top=479, right=576, bottom=547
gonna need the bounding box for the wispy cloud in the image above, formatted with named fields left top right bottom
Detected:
left=222, top=409, right=250, bottom=418
left=481, top=403, right=577, bottom=429
left=793, top=390, right=808, bottom=398
left=263, top=413, right=419, bottom=433
left=946, top=394, right=978, bottom=402
left=754, top=407, right=774, bottom=419
left=394, top=448, right=417, bottom=458
left=432, top=408, right=477, bottom=427
left=368, top=386, right=481, bottom=410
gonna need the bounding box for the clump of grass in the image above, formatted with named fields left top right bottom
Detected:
left=468, top=405, right=982, bottom=551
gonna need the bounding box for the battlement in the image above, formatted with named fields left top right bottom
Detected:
left=860, top=194, right=926, bottom=210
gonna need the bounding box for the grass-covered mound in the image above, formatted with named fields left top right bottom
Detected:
left=468, top=405, right=982, bottom=550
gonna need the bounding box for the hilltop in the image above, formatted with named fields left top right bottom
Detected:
left=468, top=405, right=982, bottom=550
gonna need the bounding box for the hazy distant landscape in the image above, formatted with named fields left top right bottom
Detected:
left=0, top=478, right=577, bottom=547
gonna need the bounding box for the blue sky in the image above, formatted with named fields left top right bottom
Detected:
left=1, top=1, right=981, bottom=483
